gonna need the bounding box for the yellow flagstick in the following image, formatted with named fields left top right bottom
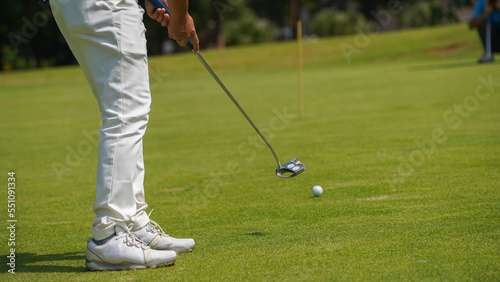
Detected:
left=297, top=20, right=304, bottom=120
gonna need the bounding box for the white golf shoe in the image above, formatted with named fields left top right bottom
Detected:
left=86, top=225, right=177, bottom=271
left=132, top=220, right=196, bottom=253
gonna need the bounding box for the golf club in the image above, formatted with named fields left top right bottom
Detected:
left=147, top=0, right=306, bottom=178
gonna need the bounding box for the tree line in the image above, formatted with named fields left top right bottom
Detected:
left=0, top=0, right=471, bottom=71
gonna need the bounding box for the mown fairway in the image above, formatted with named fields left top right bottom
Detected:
left=0, top=24, right=499, bottom=280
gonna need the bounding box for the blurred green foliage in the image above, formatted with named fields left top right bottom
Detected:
left=400, top=0, right=460, bottom=28
left=0, top=0, right=468, bottom=71
left=311, top=9, right=367, bottom=36
left=222, top=4, right=276, bottom=46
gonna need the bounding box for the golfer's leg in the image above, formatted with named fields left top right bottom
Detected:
left=130, top=146, right=149, bottom=227
left=51, top=0, right=151, bottom=240
left=478, top=21, right=488, bottom=52
left=50, top=1, right=97, bottom=96
left=486, top=19, right=492, bottom=57
left=492, top=23, right=500, bottom=53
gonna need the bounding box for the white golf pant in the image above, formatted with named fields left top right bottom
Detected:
left=51, top=0, right=151, bottom=240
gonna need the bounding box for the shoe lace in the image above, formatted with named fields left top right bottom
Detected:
left=116, top=226, right=148, bottom=249
left=146, top=209, right=170, bottom=238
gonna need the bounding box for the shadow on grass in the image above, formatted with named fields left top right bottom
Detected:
left=409, top=60, right=482, bottom=70
left=245, top=232, right=268, bottom=236
left=3, top=252, right=87, bottom=273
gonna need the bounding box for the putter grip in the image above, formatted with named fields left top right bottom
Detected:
left=146, top=0, right=194, bottom=51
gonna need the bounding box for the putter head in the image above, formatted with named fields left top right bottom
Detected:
left=276, top=158, right=306, bottom=178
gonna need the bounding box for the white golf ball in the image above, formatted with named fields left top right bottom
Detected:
left=312, top=185, right=323, bottom=197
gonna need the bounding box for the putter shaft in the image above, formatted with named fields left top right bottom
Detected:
left=145, top=0, right=306, bottom=176
left=195, top=53, right=281, bottom=168
left=146, top=0, right=282, bottom=168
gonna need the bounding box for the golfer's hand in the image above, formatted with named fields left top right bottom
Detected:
left=145, top=0, right=170, bottom=27
left=168, top=13, right=200, bottom=54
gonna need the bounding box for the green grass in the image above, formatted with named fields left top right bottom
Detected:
left=1, top=23, right=499, bottom=280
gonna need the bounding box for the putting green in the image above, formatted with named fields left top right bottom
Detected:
left=0, top=23, right=499, bottom=280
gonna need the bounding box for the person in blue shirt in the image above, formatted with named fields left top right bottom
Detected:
left=470, top=0, right=500, bottom=63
